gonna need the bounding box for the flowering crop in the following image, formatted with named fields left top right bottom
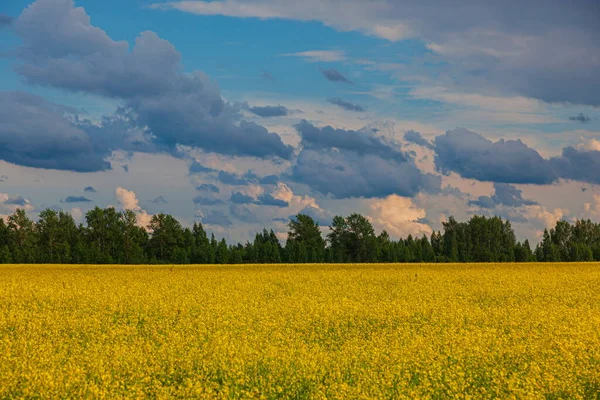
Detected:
left=1, top=263, right=599, bottom=398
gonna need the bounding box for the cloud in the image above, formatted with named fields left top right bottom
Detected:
left=152, top=196, right=168, bottom=205
left=292, top=121, right=440, bottom=198
left=257, top=193, right=288, bottom=207
left=201, top=210, right=233, bottom=227
left=369, top=194, right=432, bottom=238
left=230, top=192, right=255, bottom=204
left=230, top=191, right=288, bottom=207
left=229, top=204, right=260, bottom=223
left=326, top=97, right=365, bottom=112
left=549, top=146, right=600, bottom=185
left=295, top=120, right=408, bottom=162
left=569, top=113, right=592, bottom=123
left=217, top=170, right=252, bottom=185
left=259, top=175, right=279, bottom=185
left=320, top=68, right=352, bottom=83
left=196, top=183, right=220, bottom=193
left=283, top=50, right=346, bottom=62
left=189, top=161, right=216, bottom=174
left=404, top=130, right=433, bottom=149
left=469, top=183, right=538, bottom=209
left=0, top=91, right=111, bottom=172
left=62, top=196, right=92, bottom=203
left=154, top=0, right=600, bottom=106
left=433, top=128, right=557, bottom=184
left=193, top=196, right=224, bottom=206
left=248, top=105, right=290, bottom=117
left=84, top=186, right=97, bottom=193
left=0, top=13, right=12, bottom=27
left=115, top=187, right=152, bottom=228
left=12, top=0, right=293, bottom=160
left=0, top=193, right=34, bottom=215
left=4, top=196, right=29, bottom=206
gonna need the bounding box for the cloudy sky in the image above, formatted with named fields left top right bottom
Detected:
left=0, top=0, right=599, bottom=243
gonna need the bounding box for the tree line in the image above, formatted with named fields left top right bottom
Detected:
left=0, top=207, right=598, bottom=264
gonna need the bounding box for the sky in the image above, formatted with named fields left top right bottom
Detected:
left=0, top=0, right=599, bottom=244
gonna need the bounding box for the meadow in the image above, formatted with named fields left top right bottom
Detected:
left=0, top=263, right=599, bottom=399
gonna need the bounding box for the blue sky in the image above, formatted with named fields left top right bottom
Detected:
left=0, top=0, right=599, bottom=243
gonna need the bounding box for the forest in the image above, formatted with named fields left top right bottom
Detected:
left=0, top=207, right=598, bottom=264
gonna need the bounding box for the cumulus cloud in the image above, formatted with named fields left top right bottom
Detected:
left=549, top=146, right=600, bottom=185
left=62, top=196, right=92, bottom=203
left=569, top=113, right=592, bottom=123
left=115, top=187, right=152, bottom=228
left=434, top=128, right=557, bottom=184
left=247, top=105, right=290, bottom=117
left=320, top=68, right=352, bottom=83
left=327, top=97, right=365, bottom=112
left=189, top=161, right=216, bottom=174
left=369, top=194, right=432, bottom=238
left=404, top=130, right=434, bottom=149
left=292, top=121, right=440, bottom=198
left=11, top=0, right=293, bottom=161
left=0, top=91, right=111, bottom=171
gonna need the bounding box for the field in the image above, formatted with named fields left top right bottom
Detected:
left=1, top=263, right=600, bottom=399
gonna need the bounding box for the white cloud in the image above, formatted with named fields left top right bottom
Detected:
left=369, top=194, right=432, bottom=238
left=115, top=187, right=153, bottom=229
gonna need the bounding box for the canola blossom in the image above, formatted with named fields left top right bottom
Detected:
left=1, top=263, right=600, bottom=399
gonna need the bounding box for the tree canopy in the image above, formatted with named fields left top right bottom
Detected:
left=0, top=207, right=598, bottom=264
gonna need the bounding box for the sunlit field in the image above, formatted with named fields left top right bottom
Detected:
left=1, top=263, right=600, bottom=399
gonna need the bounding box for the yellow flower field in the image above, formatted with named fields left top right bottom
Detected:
left=1, top=263, right=599, bottom=399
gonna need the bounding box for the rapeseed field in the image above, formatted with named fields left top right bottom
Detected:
left=1, top=263, right=599, bottom=399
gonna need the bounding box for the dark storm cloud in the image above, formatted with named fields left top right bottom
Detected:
left=248, top=105, right=290, bottom=117
left=11, top=0, right=293, bottom=161
left=84, top=186, right=97, bottom=193
left=404, top=130, right=434, bottom=149
left=292, top=121, right=440, bottom=198
left=320, top=68, right=352, bottom=83
left=62, top=196, right=92, bottom=203
left=326, top=97, right=365, bottom=112
left=433, top=128, right=557, bottom=184
left=569, top=113, right=592, bottom=123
